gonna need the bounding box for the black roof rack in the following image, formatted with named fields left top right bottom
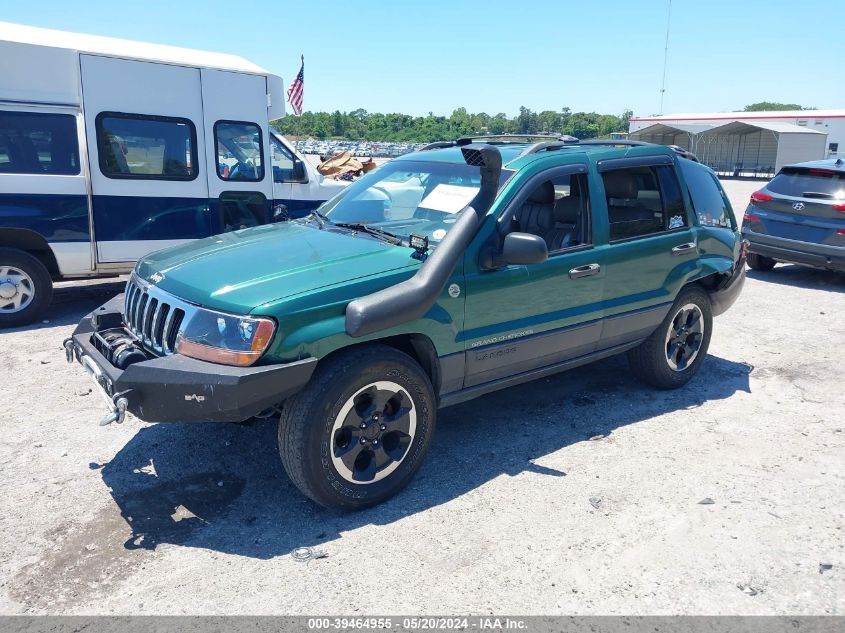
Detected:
left=570, top=139, right=699, bottom=162
left=420, top=134, right=580, bottom=153
left=419, top=136, right=698, bottom=162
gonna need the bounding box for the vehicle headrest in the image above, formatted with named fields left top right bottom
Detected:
left=602, top=171, right=638, bottom=199
left=554, top=195, right=582, bottom=224
left=528, top=180, right=555, bottom=204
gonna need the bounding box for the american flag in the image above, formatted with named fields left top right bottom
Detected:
left=287, top=55, right=304, bottom=116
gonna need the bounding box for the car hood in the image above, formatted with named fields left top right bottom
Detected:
left=135, top=222, right=417, bottom=314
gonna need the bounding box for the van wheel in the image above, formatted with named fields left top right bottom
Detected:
left=278, top=345, right=436, bottom=510
left=746, top=253, right=776, bottom=271
left=627, top=286, right=713, bottom=390
left=0, top=248, right=53, bottom=328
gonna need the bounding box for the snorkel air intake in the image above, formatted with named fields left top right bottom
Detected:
left=345, top=144, right=503, bottom=337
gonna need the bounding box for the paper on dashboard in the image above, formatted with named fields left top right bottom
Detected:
left=418, top=184, right=479, bottom=214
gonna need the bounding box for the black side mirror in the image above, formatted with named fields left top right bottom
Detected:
left=292, top=159, right=307, bottom=181
left=498, top=232, right=549, bottom=266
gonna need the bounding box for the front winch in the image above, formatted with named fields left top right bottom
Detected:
left=63, top=336, right=132, bottom=426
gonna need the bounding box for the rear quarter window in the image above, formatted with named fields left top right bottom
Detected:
left=680, top=160, right=735, bottom=229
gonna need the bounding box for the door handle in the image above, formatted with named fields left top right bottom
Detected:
left=671, top=242, right=697, bottom=256
left=569, top=263, right=601, bottom=279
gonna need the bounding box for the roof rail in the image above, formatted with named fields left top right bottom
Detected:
left=419, top=141, right=455, bottom=151
left=517, top=141, right=572, bottom=157
left=420, top=134, right=581, bottom=153
left=455, top=133, right=580, bottom=146
left=572, top=139, right=700, bottom=162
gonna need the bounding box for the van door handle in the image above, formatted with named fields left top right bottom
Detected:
left=569, top=263, right=601, bottom=279
left=671, top=242, right=697, bottom=256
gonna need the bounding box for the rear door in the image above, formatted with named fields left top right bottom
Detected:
left=596, top=157, right=696, bottom=348
left=749, top=166, right=845, bottom=245
left=81, top=55, right=211, bottom=264
left=200, top=70, right=273, bottom=231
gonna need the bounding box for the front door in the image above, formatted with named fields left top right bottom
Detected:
left=462, top=167, right=604, bottom=388
left=200, top=70, right=273, bottom=232
left=81, top=55, right=211, bottom=264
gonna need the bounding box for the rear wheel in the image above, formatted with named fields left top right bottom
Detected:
left=278, top=344, right=436, bottom=510
left=0, top=248, right=53, bottom=328
left=746, top=253, right=776, bottom=271
left=627, top=286, right=713, bottom=390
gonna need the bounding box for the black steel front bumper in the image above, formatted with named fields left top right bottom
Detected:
left=64, top=295, right=317, bottom=424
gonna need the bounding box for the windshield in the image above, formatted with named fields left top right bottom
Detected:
left=767, top=167, right=845, bottom=200
left=318, top=160, right=514, bottom=244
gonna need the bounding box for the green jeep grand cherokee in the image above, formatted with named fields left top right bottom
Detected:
left=65, top=136, right=745, bottom=510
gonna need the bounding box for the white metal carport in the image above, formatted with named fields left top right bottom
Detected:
left=628, top=122, right=714, bottom=154
left=696, top=121, right=828, bottom=177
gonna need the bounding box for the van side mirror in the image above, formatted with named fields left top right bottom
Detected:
left=482, top=232, right=548, bottom=269
left=292, top=158, right=307, bottom=181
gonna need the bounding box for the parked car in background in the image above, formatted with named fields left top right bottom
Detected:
left=65, top=136, right=745, bottom=510
left=0, top=21, right=345, bottom=327
left=742, top=158, right=845, bottom=272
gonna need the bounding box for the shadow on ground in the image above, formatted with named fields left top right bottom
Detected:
left=99, top=352, right=751, bottom=559
left=746, top=264, right=844, bottom=293
left=5, top=278, right=126, bottom=332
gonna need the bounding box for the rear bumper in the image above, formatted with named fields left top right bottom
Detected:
left=743, top=230, right=845, bottom=271
left=65, top=295, right=317, bottom=423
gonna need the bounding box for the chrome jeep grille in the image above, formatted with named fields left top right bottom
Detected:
left=123, top=274, right=195, bottom=354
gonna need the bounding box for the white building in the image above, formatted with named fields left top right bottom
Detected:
left=628, top=109, right=844, bottom=176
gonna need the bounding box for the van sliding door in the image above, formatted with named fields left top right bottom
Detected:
left=80, top=55, right=211, bottom=264
left=200, top=69, right=273, bottom=232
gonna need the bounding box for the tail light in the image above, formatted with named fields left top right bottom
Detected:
left=833, top=203, right=845, bottom=212
left=837, top=230, right=845, bottom=235
left=743, top=213, right=761, bottom=223
left=750, top=191, right=772, bottom=203
left=741, top=239, right=750, bottom=258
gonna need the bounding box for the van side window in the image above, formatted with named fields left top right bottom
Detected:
left=603, top=165, right=687, bottom=241
left=510, top=173, right=591, bottom=253
left=679, top=160, right=735, bottom=229
left=96, top=112, right=197, bottom=180
left=215, top=121, right=264, bottom=182
left=0, top=110, right=79, bottom=175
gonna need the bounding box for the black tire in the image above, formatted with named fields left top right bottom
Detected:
left=0, top=248, right=53, bottom=328
left=746, top=253, right=776, bottom=271
left=278, top=344, right=436, bottom=510
left=627, top=286, right=713, bottom=390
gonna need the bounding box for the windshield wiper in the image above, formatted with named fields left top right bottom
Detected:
left=333, top=222, right=404, bottom=246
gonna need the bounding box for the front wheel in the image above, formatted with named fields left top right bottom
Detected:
left=627, top=286, right=713, bottom=390
left=0, top=248, right=53, bottom=328
left=278, top=345, right=436, bottom=510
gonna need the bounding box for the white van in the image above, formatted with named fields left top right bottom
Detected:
left=0, top=22, right=346, bottom=326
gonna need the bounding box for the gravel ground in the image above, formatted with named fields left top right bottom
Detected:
left=0, top=179, right=843, bottom=615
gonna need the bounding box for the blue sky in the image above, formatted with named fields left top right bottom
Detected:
left=3, top=0, right=843, bottom=117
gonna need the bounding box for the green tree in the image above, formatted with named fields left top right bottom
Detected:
left=742, top=102, right=811, bottom=112
left=271, top=105, right=636, bottom=143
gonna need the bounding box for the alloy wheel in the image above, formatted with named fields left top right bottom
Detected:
left=330, top=380, right=417, bottom=484
left=664, top=303, right=705, bottom=371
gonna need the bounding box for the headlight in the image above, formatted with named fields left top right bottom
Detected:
left=175, top=310, right=276, bottom=367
